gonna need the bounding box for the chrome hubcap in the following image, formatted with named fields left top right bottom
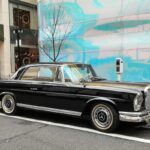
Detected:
left=5, top=100, right=12, bottom=108
left=97, top=111, right=107, bottom=123
left=93, top=105, right=113, bottom=129
left=2, top=95, right=15, bottom=114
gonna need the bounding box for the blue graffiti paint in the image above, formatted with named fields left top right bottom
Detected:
left=38, top=0, right=150, bottom=82
left=93, top=0, right=103, bottom=8
left=39, top=1, right=99, bottom=64
left=95, top=20, right=150, bottom=31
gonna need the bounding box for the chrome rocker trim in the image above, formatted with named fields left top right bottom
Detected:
left=17, top=103, right=82, bottom=117
left=119, top=110, right=150, bottom=123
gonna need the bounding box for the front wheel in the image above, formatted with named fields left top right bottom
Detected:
left=90, top=103, right=119, bottom=132
left=1, top=95, right=17, bottom=115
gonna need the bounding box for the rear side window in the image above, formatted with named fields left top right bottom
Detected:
left=21, top=65, right=57, bottom=82
left=21, top=67, right=39, bottom=80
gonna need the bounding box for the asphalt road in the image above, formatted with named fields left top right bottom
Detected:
left=0, top=109, right=150, bottom=150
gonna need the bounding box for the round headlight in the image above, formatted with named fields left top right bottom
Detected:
left=144, top=86, right=150, bottom=96
left=134, top=93, right=144, bottom=111
left=144, top=86, right=150, bottom=110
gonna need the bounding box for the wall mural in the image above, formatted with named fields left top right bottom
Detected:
left=38, top=0, right=150, bottom=82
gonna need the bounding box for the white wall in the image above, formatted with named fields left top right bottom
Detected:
left=0, top=0, right=2, bottom=24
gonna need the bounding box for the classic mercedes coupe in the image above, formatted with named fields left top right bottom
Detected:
left=0, top=62, right=150, bottom=132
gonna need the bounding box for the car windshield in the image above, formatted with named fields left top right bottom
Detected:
left=63, top=64, right=102, bottom=83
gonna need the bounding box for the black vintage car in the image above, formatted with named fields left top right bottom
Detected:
left=0, top=62, right=150, bottom=132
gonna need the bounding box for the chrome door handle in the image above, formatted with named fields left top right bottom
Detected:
left=30, top=88, right=38, bottom=91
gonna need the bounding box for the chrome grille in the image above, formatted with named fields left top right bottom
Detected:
left=145, top=88, right=150, bottom=110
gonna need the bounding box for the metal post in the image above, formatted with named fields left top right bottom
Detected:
left=16, top=29, right=21, bottom=67
left=116, top=58, right=124, bottom=82
left=117, top=73, right=122, bottom=82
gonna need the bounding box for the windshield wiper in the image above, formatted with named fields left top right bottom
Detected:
left=79, top=76, right=106, bottom=83
left=79, top=77, right=89, bottom=83
left=90, top=76, right=106, bottom=81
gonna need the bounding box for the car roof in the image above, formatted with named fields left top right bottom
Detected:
left=22, top=62, right=89, bottom=68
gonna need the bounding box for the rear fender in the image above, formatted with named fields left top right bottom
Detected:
left=0, top=92, right=16, bottom=101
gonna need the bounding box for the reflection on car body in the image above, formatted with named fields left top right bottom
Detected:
left=0, top=62, right=150, bottom=132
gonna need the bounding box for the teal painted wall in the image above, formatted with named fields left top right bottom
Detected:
left=38, top=0, right=150, bottom=82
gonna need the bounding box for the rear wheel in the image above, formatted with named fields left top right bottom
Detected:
left=1, top=95, right=17, bottom=115
left=90, top=103, right=119, bottom=132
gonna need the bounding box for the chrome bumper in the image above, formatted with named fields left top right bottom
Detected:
left=119, top=110, right=150, bottom=123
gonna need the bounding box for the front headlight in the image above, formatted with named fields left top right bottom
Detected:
left=144, top=86, right=150, bottom=96
left=134, top=93, right=144, bottom=111
left=144, top=86, right=150, bottom=110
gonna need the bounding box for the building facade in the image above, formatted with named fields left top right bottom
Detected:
left=0, top=0, right=38, bottom=79
left=38, top=0, right=150, bottom=82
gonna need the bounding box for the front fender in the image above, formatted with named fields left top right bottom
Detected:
left=86, top=97, right=116, bottom=106
left=81, top=97, right=118, bottom=118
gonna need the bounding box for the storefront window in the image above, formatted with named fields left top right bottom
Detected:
left=15, top=47, right=39, bottom=71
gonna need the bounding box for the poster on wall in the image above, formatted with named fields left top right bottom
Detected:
left=15, top=47, right=39, bottom=71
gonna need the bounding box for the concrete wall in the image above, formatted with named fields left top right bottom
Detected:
left=0, top=0, right=11, bottom=79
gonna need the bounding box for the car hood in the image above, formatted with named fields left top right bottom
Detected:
left=84, top=80, right=150, bottom=93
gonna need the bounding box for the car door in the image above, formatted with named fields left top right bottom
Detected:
left=29, top=65, right=64, bottom=108
left=17, top=65, right=92, bottom=115
left=30, top=65, right=80, bottom=110
left=36, top=66, right=91, bottom=113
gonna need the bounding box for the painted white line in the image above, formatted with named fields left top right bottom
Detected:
left=0, top=113, right=150, bottom=144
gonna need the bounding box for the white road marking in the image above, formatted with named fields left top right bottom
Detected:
left=0, top=112, right=150, bottom=144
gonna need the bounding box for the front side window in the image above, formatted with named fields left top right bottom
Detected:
left=38, top=66, right=57, bottom=82
left=63, top=64, right=96, bottom=83
left=21, top=65, right=57, bottom=82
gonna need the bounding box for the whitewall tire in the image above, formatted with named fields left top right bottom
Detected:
left=1, top=95, right=17, bottom=115
left=91, top=103, right=119, bottom=132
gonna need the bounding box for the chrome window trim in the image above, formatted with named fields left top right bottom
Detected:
left=60, top=65, right=65, bottom=83
left=17, top=103, right=82, bottom=116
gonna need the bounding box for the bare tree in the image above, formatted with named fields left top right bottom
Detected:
left=39, top=0, right=73, bottom=62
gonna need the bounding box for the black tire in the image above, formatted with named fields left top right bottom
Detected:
left=1, top=94, right=17, bottom=115
left=90, top=102, right=119, bottom=132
